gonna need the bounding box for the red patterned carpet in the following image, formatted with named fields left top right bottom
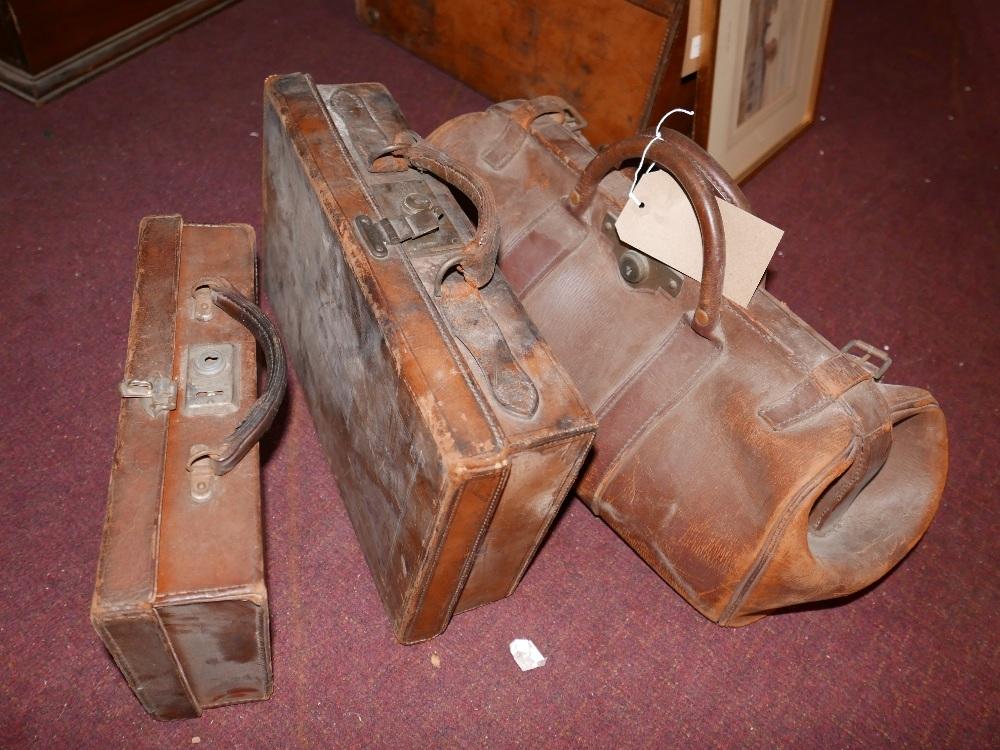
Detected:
left=1, top=0, right=996, bottom=746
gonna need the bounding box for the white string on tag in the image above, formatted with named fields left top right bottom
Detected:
left=627, top=108, right=695, bottom=207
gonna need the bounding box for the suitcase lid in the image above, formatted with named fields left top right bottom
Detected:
left=265, top=74, right=594, bottom=472
left=93, top=217, right=274, bottom=615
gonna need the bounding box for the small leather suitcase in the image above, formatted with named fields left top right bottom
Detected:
left=428, top=99, right=948, bottom=625
left=262, top=74, right=596, bottom=644
left=91, top=215, right=287, bottom=719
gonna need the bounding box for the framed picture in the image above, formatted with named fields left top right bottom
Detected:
left=699, top=0, right=834, bottom=181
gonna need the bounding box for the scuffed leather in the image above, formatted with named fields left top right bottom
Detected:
left=262, top=75, right=596, bottom=643
left=92, top=217, right=274, bottom=719
left=427, top=96, right=948, bottom=625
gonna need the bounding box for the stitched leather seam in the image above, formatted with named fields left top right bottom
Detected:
left=595, top=317, right=685, bottom=418
left=808, top=398, right=870, bottom=532
left=720, top=441, right=855, bottom=623
left=507, top=432, right=597, bottom=596
left=151, top=605, right=201, bottom=713
left=441, top=468, right=508, bottom=624
left=405, top=469, right=508, bottom=640
left=151, top=218, right=182, bottom=608
left=402, top=477, right=469, bottom=635
left=593, top=339, right=721, bottom=501
left=94, top=615, right=161, bottom=714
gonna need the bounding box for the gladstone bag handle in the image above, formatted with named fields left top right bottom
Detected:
left=567, top=133, right=731, bottom=339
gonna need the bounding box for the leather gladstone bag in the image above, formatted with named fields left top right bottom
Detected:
left=92, top=216, right=287, bottom=719
left=428, top=98, right=949, bottom=625
left=262, top=75, right=596, bottom=643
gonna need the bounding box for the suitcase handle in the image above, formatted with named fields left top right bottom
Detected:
left=568, top=134, right=728, bottom=339
left=388, top=143, right=501, bottom=289
left=637, top=127, right=751, bottom=212
left=508, top=95, right=588, bottom=132
left=187, top=281, right=288, bottom=476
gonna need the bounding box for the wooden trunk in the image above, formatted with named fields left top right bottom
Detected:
left=0, top=0, right=235, bottom=103
left=356, top=0, right=689, bottom=145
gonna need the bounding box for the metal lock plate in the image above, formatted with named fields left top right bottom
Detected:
left=602, top=212, right=684, bottom=297
left=183, top=343, right=239, bottom=415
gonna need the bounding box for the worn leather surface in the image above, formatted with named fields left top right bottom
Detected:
left=427, top=98, right=949, bottom=625
left=91, top=216, right=275, bottom=719
left=261, top=74, right=596, bottom=644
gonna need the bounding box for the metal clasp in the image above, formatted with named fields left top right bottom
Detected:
left=602, top=212, right=683, bottom=297
left=119, top=376, right=177, bottom=417
left=354, top=191, right=443, bottom=259
left=842, top=339, right=892, bottom=380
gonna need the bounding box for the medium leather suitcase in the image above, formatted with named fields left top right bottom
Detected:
left=91, top=215, right=287, bottom=719
left=428, top=98, right=948, bottom=625
left=262, top=74, right=596, bottom=644
left=355, top=0, right=690, bottom=145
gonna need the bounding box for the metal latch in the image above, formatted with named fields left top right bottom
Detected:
left=602, top=212, right=683, bottom=297
left=119, top=376, right=177, bottom=417
left=842, top=339, right=892, bottom=380
left=354, top=192, right=443, bottom=258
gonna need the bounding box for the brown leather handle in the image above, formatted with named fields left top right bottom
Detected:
left=188, top=282, right=287, bottom=476
left=644, top=128, right=751, bottom=212
left=568, top=134, right=727, bottom=338
left=508, top=95, right=588, bottom=131
left=392, top=143, right=500, bottom=289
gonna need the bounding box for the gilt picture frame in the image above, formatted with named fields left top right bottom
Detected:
left=702, top=0, right=834, bottom=182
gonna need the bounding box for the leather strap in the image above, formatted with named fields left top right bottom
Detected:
left=187, top=282, right=287, bottom=476
left=484, top=96, right=587, bottom=170
left=437, top=280, right=539, bottom=418
left=391, top=143, right=500, bottom=289
left=507, top=95, right=587, bottom=131
left=759, top=353, right=893, bottom=532
left=758, top=354, right=871, bottom=430
left=568, top=134, right=726, bottom=339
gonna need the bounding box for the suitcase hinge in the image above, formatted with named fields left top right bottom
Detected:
left=119, top=376, right=177, bottom=417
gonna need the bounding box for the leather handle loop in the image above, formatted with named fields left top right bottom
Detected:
left=644, top=128, right=751, bottom=212
left=393, top=143, right=500, bottom=289
left=187, top=282, right=287, bottom=476
left=509, top=95, right=588, bottom=131
left=568, top=134, right=727, bottom=338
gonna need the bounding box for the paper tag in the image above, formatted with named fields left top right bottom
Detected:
left=615, top=170, right=783, bottom=307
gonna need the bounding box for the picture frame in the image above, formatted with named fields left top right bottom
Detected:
left=695, top=0, right=834, bottom=182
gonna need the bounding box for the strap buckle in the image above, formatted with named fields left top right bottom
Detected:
left=841, top=339, right=892, bottom=380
